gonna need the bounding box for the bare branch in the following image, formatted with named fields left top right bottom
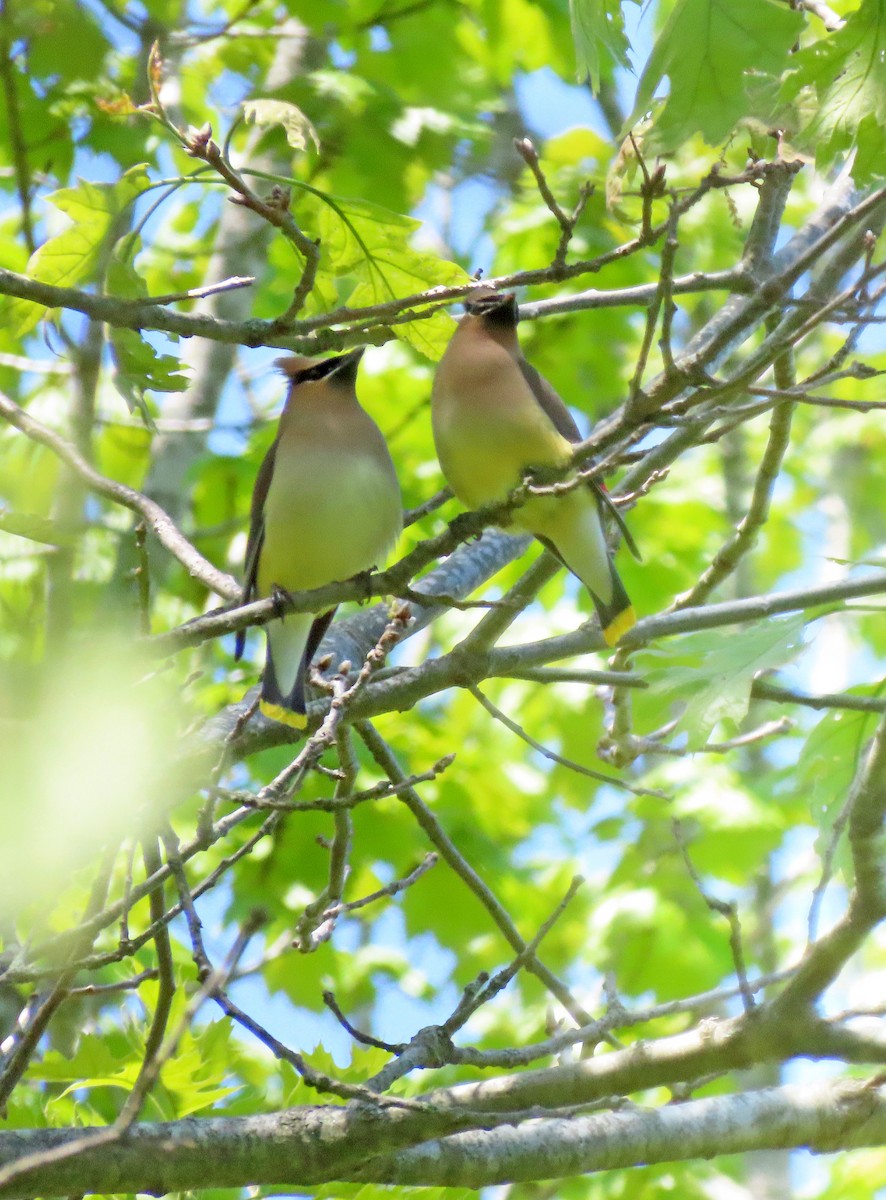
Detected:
left=356, top=720, right=596, bottom=1029
left=294, top=727, right=357, bottom=950
left=355, top=1079, right=886, bottom=1187
left=673, top=395, right=795, bottom=609
left=469, top=685, right=665, bottom=798
left=770, top=713, right=886, bottom=1013
left=0, top=390, right=238, bottom=600
left=0, top=163, right=798, bottom=356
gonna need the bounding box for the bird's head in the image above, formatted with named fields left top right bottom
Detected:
left=276, top=348, right=365, bottom=389
left=462, top=288, right=519, bottom=328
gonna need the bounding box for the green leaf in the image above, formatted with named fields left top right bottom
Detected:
left=796, top=696, right=880, bottom=878
left=345, top=273, right=460, bottom=360
left=674, top=764, right=788, bottom=878
left=58, top=1072, right=136, bottom=1097
left=26, top=1036, right=123, bottom=1083
left=309, top=193, right=469, bottom=358
left=48, top=165, right=151, bottom=227
left=110, top=327, right=189, bottom=395
left=27, top=0, right=110, bottom=81
left=105, top=251, right=149, bottom=299
left=109, top=323, right=187, bottom=424
left=242, top=98, right=320, bottom=154
left=316, top=195, right=418, bottom=273
left=781, top=0, right=886, bottom=181
left=593, top=888, right=728, bottom=999
left=0, top=166, right=151, bottom=336
left=0, top=508, right=77, bottom=546
left=626, top=0, right=803, bottom=151
left=643, top=615, right=806, bottom=749
left=569, top=0, right=631, bottom=90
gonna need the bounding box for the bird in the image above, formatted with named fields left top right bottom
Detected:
left=431, top=289, right=637, bottom=646
left=236, top=349, right=402, bottom=728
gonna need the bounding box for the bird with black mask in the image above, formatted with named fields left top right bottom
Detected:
left=237, top=350, right=402, bottom=728
left=431, top=289, right=637, bottom=645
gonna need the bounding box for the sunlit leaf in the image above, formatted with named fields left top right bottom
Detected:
left=569, top=0, right=631, bottom=90
left=243, top=98, right=320, bottom=154
left=642, top=615, right=807, bottom=749
left=626, top=0, right=803, bottom=150
left=781, top=0, right=886, bottom=181
left=0, top=165, right=151, bottom=336
left=306, top=193, right=469, bottom=357
left=110, top=326, right=189, bottom=410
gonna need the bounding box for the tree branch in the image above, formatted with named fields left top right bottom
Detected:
left=356, top=1078, right=886, bottom=1187
left=0, top=390, right=238, bottom=600
left=0, top=1078, right=882, bottom=1195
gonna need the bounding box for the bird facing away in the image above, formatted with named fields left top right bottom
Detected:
left=236, top=350, right=402, bottom=728
left=431, top=290, right=636, bottom=645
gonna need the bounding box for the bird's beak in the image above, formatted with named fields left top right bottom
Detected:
left=328, top=346, right=365, bottom=384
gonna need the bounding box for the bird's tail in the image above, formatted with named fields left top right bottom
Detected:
left=260, top=609, right=336, bottom=729
left=589, top=562, right=636, bottom=647
left=536, top=498, right=636, bottom=647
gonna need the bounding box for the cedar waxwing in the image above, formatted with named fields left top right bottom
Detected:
left=431, top=290, right=637, bottom=645
left=236, top=350, right=402, bottom=728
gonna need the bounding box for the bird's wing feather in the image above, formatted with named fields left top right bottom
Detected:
left=235, top=438, right=278, bottom=661
left=517, top=359, right=582, bottom=442
left=590, top=481, right=641, bottom=560
left=243, top=439, right=278, bottom=600
left=517, top=358, right=641, bottom=560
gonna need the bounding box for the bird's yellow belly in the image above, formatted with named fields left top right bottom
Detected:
left=258, top=453, right=400, bottom=595
left=433, top=400, right=571, bottom=529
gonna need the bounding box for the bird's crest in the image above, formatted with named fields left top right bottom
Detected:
left=276, top=349, right=365, bottom=386
left=463, top=288, right=518, bottom=326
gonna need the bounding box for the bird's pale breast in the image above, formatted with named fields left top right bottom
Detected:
left=432, top=350, right=572, bottom=515
left=259, top=411, right=400, bottom=595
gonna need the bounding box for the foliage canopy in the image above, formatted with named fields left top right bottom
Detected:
left=0, top=0, right=885, bottom=1196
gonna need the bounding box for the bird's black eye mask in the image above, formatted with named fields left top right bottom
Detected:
left=464, top=292, right=519, bottom=326
left=293, top=359, right=344, bottom=383
left=277, top=351, right=362, bottom=387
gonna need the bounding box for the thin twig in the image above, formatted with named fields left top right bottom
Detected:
left=444, top=876, right=585, bottom=1034
left=69, top=970, right=160, bottom=997
left=0, top=162, right=809, bottom=353
left=323, top=992, right=404, bottom=1053
left=657, top=203, right=681, bottom=376
left=160, top=825, right=213, bottom=981
left=403, top=488, right=452, bottom=527
left=355, top=720, right=595, bottom=1030
left=0, top=390, right=238, bottom=599
left=133, top=839, right=176, bottom=1090
left=364, top=876, right=586, bottom=1093
left=672, top=820, right=756, bottom=1012
left=213, top=979, right=435, bottom=1109
left=115, top=915, right=262, bottom=1133
left=141, top=275, right=255, bottom=304
left=326, top=852, right=438, bottom=918
left=469, top=684, right=666, bottom=798
left=514, top=137, right=593, bottom=267
left=233, top=755, right=455, bottom=812
left=294, top=727, right=357, bottom=950
left=257, top=607, right=412, bottom=803
left=167, top=102, right=321, bottom=321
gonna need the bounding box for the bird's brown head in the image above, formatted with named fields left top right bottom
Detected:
left=463, top=288, right=518, bottom=329
left=276, top=348, right=365, bottom=390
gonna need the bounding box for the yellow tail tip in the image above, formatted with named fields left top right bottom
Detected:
left=259, top=700, right=308, bottom=730
left=602, top=606, right=637, bottom=647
